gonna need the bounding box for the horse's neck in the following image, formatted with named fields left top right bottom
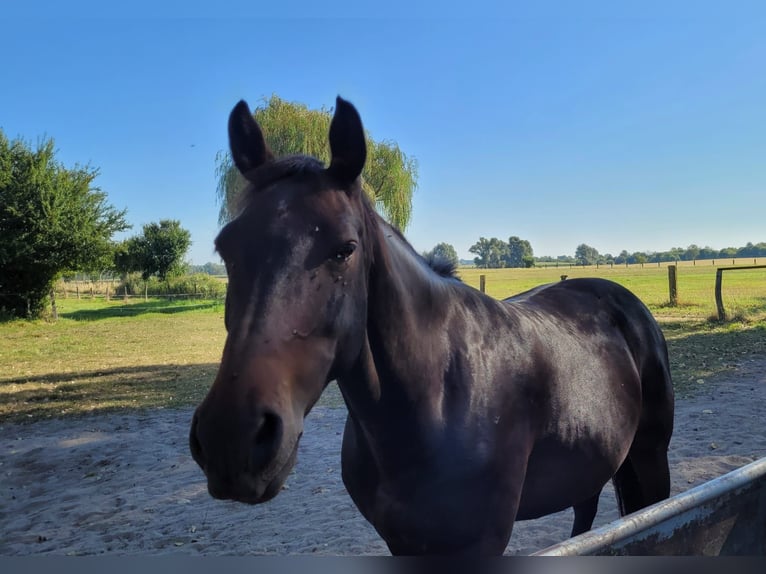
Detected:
left=370, top=221, right=450, bottom=319
left=339, top=217, right=455, bottom=423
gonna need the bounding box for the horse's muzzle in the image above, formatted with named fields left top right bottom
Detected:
left=189, top=407, right=299, bottom=504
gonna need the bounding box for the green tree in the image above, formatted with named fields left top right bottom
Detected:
left=614, top=250, right=630, bottom=265
left=470, top=237, right=508, bottom=268
left=423, top=242, right=459, bottom=268
left=188, top=261, right=227, bottom=276
left=632, top=252, right=648, bottom=264
left=684, top=244, right=701, bottom=261
left=506, top=236, right=534, bottom=268
left=0, top=131, right=129, bottom=318
left=574, top=243, right=600, bottom=266
left=668, top=247, right=684, bottom=262
left=113, top=237, right=144, bottom=279
left=215, top=95, right=418, bottom=230
left=132, top=220, right=192, bottom=283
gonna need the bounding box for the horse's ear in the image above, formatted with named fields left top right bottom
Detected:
left=228, top=100, right=273, bottom=177
left=328, top=96, right=367, bottom=189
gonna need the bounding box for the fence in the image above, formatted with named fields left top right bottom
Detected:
left=473, top=262, right=766, bottom=322
left=535, top=258, right=762, bottom=269
left=56, top=278, right=226, bottom=302
left=715, top=265, right=766, bottom=321
left=533, top=456, right=766, bottom=555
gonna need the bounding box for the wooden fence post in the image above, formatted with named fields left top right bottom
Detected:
left=668, top=265, right=677, bottom=307
left=50, top=288, right=58, bottom=320
left=479, top=275, right=486, bottom=293
left=715, top=269, right=725, bottom=321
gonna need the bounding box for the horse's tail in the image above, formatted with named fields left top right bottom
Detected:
left=613, top=302, right=674, bottom=515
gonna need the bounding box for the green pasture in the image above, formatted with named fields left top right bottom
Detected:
left=458, top=261, right=766, bottom=322
left=1, top=267, right=765, bottom=423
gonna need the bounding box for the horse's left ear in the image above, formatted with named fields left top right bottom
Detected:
left=328, top=96, right=367, bottom=190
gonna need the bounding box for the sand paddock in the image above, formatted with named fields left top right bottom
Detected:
left=1, top=359, right=764, bottom=555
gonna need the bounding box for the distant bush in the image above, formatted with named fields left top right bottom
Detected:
left=118, top=273, right=226, bottom=299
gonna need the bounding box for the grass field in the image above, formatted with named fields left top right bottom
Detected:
left=458, top=261, right=766, bottom=322
left=1, top=262, right=765, bottom=424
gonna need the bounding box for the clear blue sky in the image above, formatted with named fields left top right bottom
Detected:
left=3, top=2, right=765, bottom=264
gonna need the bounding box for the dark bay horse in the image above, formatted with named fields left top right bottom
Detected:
left=189, top=97, right=674, bottom=555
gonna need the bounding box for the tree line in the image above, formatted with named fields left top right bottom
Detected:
left=423, top=238, right=766, bottom=270
left=569, top=242, right=766, bottom=266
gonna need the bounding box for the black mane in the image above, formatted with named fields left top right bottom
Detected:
left=233, top=155, right=325, bottom=216
left=245, top=155, right=325, bottom=192
left=423, top=252, right=460, bottom=278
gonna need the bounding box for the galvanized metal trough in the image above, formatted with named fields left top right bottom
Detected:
left=533, top=456, right=766, bottom=555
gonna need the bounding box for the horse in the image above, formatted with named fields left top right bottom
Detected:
left=189, top=97, right=675, bottom=555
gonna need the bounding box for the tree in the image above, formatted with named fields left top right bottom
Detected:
left=113, top=237, right=144, bottom=280
left=614, top=250, right=630, bottom=265
left=574, top=244, right=600, bottom=266
left=469, top=237, right=508, bottom=268
left=215, top=95, right=418, bottom=230
left=132, top=220, right=192, bottom=283
left=684, top=244, right=701, bottom=261
left=423, top=242, right=459, bottom=269
left=189, top=261, right=227, bottom=276
left=506, top=236, right=534, bottom=268
left=0, top=131, right=129, bottom=318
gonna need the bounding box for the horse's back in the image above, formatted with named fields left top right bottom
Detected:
left=505, top=277, right=669, bottom=369
left=505, top=277, right=673, bottom=422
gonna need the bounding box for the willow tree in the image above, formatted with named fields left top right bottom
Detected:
left=215, top=95, right=418, bottom=230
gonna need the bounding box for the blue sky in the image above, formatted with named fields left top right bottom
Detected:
left=3, top=2, right=765, bottom=264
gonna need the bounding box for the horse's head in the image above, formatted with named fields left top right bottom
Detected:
left=190, top=97, right=371, bottom=503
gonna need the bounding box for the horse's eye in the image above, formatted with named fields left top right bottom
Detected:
left=333, top=241, right=357, bottom=262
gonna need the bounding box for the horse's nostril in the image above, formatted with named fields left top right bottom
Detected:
left=250, top=410, right=283, bottom=471
left=255, top=411, right=282, bottom=448
left=189, top=412, right=205, bottom=467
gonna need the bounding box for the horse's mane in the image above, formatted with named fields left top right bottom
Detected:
left=234, top=155, right=325, bottom=214
left=422, top=252, right=460, bottom=278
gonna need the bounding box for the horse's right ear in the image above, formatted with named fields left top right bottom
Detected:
left=228, top=100, right=273, bottom=177
left=327, top=96, right=367, bottom=189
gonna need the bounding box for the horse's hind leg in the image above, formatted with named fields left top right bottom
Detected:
left=612, top=407, right=672, bottom=515
left=571, top=491, right=600, bottom=537
left=612, top=441, right=670, bottom=515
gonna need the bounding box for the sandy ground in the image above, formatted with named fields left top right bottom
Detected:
left=1, top=358, right=764, bottom=556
